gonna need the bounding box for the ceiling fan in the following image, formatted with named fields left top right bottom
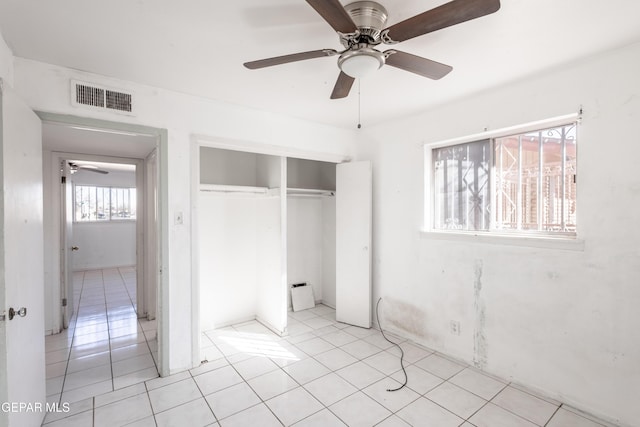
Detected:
left=69, top=162, right=109, bottom=175
left=244, top=0, right=500, bottom=99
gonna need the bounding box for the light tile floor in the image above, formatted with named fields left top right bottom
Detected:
left=44, top=271, right=617, bottom=426
left=43, top=267, right=159, bottom=425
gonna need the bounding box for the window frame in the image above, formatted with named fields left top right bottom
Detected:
left=424, top=114, right=580, bottom=241
left=73, top=184, right=137, bottom=223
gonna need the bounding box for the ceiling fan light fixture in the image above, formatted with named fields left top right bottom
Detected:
left=338, top=48, right=385, bottom=79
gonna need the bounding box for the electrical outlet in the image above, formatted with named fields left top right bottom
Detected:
left=450, top=320, right=461, bottom=335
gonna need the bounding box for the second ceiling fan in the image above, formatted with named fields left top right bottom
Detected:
left=244, top=0, right=500, bottom=99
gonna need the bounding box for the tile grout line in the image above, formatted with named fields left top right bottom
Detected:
left=56, top=270, right=84, bottom=407
left=543, top=404, right=563, bottom=427
left=100, top=269, right=117, bottom=395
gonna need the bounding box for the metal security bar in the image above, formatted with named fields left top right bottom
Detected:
left=432, top=122, right=577, bottom=235
left=74, top=185, right=137, bottom=222
left=433, top=139, right=491, bottom=231
left=494, top=123, right=577, bottom=233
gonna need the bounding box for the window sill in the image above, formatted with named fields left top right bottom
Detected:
left=74, top=220, right=137, bottom=224
left=420, top=230, right=585, bottom=251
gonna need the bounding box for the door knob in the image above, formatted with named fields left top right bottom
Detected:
left=71, top=246, right=79, bottom=251
left=8, top=307, right=27, bottom=320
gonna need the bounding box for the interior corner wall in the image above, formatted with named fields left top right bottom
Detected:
left=356, top=41, right=640, bottom=427
left=287, top=197, right=325, bottom=306
left=12, top=57, right=357, bottom=373
left=0, top=28, right=14, bottom=87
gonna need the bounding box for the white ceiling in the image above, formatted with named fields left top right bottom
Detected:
left=43, top=122, right=157, bottom=159
left=1, top=0, right=640, bottom=129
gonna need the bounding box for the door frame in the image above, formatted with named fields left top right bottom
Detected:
left=52, top=151, right=144, bottom=322
left=38, top=112, right=170, bottom=377
left=60, top=159, right=73, bottom=330
left=190, top=133, right=349, bottom=366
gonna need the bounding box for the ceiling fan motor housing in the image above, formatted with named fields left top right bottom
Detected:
left=336, top=1, right=389, bottom=78
left=343, top=1, right=389, bottom=44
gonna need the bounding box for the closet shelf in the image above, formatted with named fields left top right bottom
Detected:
left=199, top=185, right=335, bottom=197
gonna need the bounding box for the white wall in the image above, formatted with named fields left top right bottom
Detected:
left=199, top=193, right=259, bottom=331
left=287, top=196, right=337, bottom=309
left=0, top=29, right=13, bottom=87
left=72, top=222, right=136, bottom=270
left=287, top=158, right=336, bottom=190
left=198, top=192, right=284, bottom=334
left=200, top=147, right=257, bottom=186
left=287, top=197, right=325, bottom=305
left=71, top=169, right=136, bottom=270
left=13, top=57, right=357, bottom=373
left=357, top=41, right=640, bottom=427
left=73, top=168, right=135, bottom=187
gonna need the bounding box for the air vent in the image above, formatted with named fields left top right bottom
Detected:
left=76, top=84, right=105, bottom=108
left=106, top=90, right=132, bottom=112
left=71, top=80, right=135, bottom=115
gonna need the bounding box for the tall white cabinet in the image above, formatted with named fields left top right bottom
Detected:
left=198, top=146, right=371, bottom=342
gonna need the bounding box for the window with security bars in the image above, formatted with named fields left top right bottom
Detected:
left=74, top=185, right=137, bottom=222
left=432, top=123, right=577, bottom=235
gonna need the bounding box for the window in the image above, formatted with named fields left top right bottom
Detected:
left=74, top=185, right=137, bottom=222
left=432, top=122, right=577, bottom=235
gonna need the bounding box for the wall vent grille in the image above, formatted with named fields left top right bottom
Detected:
left=105, top=90, right=132, bottom=112
left=71, top=80, right=134, bottom=115
left=76, top=84, right=105, bottom=108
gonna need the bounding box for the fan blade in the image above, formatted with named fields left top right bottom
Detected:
left=384, top=50, right=452, bottom=80
left=244, top=49, right=337, bottom=69
left=305, top=0, right=358, bottom=34
left=85, top=168, right=109, bottom=174
left=79, top=166, right=109, bottom=174
left=330, top=72, right=355, bottom=99
left=383, top=0, right=500, bottom=43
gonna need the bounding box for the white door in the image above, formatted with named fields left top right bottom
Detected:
left=0, top=81, right=46, bottom=426
left=61, top=160, right=75, bottom=328
left=336, top=160, right=372, bottom=328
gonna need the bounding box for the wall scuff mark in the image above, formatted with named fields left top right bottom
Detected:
left=384, top=297, right=428, bottom=339
left=473, top=260, right=488, bottom=369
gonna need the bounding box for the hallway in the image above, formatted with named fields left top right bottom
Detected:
left=44, top=267, right=158, bottom=408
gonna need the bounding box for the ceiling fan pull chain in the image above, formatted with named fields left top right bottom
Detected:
left=357, top=79, right=362, bottom=129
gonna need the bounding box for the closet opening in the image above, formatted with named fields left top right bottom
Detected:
left=192, top=140, right=371, bottom=366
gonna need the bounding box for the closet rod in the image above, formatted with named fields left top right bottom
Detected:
left=286, top=188, right=335, bottom=197
left=199, top=184, right=268, bottom=194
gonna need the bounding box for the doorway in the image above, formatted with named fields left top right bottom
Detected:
left=39, top=113, right=169, bottom=386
